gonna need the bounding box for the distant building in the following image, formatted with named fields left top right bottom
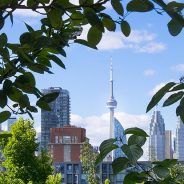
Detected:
left=114, top=118, right=127, bottom=160
left=49, top=125, right=86, bottom=163
left=41, top=87, right=70, bottom=150
left=149, top=110, right=165, bottom=161
left=176, top=118, right=184, bottom=161
left=7, top=117, right=17, bottom=131
left=165, top=130, right=173, bottom=159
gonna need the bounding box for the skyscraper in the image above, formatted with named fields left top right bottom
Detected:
left=106, top=62, right=126, bottom=160
left=149, top=110, right=165, bottom=161
left=176, top=118, right=184, bottom=161
left=7, top=117, right=17, bottom=131
left=165, top=130, right=173, bottom=159
left=41, top=87, right=70, bottom=150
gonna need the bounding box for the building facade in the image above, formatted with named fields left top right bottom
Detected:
left=7, top=117, right=17, bottom=131
left=149, top=110, right=165, bottom=161
left=176, top=118, right=184, bottom=161
left=41, top=87, right=70, bottom=150
left=165, top=130, right=173, bottom=159
left=49, top=125, right=86, bottom=163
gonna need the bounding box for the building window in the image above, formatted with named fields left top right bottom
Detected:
left=55, top=136, right=59, bottom=143
left=59, top=136, right=63, bottom=143
left=102, top=164, right=108, bottom=173
left=64, top=145, right=71, bottom=162
left=67, top=164, right=72, bottom=174
left=63, top=136, right=71, bottom=143
left=73, top=164, right=79, bottom=174
left=67, top=174, right=72, bottom=184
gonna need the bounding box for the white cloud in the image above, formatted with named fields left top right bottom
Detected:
left=78, top=26, right=166, bottom=53
left=71, top=112, right=149, bottom=160
left=144, top=69, right=155, bottom=76
left=171, top=64, right=184, bottom=72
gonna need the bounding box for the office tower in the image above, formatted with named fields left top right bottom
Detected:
left=7, top=117, right=17, bottom=131
left=114, top=118, right=127, bottom=160
left=165, top=130, right=173, bottom=159
left=149, top=110, right=165, bottom=161
left=41, top=87, right=70, bottom=150
left=176, top=118, right=184, bottom=161
left=49, top=125, right=86, bottom=162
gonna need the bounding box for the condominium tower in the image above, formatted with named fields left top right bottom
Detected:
left=165, top=130, right=173, bottom=159
left=41, top=87, right=70, bottom=150
left=176, top=118, right=184, bottom=161
left=149, top=110, right=165, bottom=161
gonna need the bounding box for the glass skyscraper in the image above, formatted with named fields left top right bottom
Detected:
left=113, top=118, right=127, bottom=160
left=176, top=118, right=184, bottom=161
left=149, top=110, right=165, bottom=161
left=41, top=87, right=70, bottom=150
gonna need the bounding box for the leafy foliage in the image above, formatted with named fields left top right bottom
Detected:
left=96, top=127, right=182, bottom=184
left=147, top=77, right=184, bottom=122
left=80, top=141, right=99, bottom=184
left=0, top=0, right=183, bottom=122
left=0, top=118, right=53, bottom=184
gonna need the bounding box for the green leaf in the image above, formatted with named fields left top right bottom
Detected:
left=0, top=33, right=7, bottom=47
left=87, top=26, right=102, bottom=47
left=112, top=157, right=130, bottom=174
left=121, top=20, right=131, bottom=37
left=74, top=39, right=97, bottom=49
left=36, top=100, right=51, bottom=111
left=0, top=111, right=11, bottom=123
left=128, top=135, right=146, bottom=147
left=3, top=79, right=12, bottom=92
left=20, top=32, right=33, bottom=45
left=124, top=172, right=146, bottom=184
left=95, top=138, right=118, bottom=165
left=170, top=83, right=184, bottom=92
left=168, top=18, right=183, bottom=36
left=0, top=132, right=12, bottom=138
left=146, top=82, right=176, bottom=112
left=40, top=92, right=59, bottom=103
left=84, top=8, right=104, bottom=32
left=7, top=87, right=23, bottom=102
left=111, top=0, right=124, bottom=16
left=176, top=105, right=184, bottom=122
left=163, top=91, right=184, bottom=107
left=0, top=90, right=7, bottom=108
left=153, top=165, right=169, bottom=178
left=27, top=106, right=38, bottom=113
left=18, top=94, right=30, bottom=108
left=0, top=15, right=4, bottom=30
left=25, top=23, right=34, bottom=32
left=48, top=9, right=63, bottom=28
left=152, top=159, right=177, bottom=167
left=166, top=1, right=184, bottom=12
left=122, top=144, right=143, bottom=165
left=127, top=0, right=154, bottom=12
left=125, top=127, right=148, bottom=137
left=102, top=17, right=116, bottom=31
left=48, top=55, right=65, bottom=69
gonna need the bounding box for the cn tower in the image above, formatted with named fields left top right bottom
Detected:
left=106, top=61, right=117, bottom=139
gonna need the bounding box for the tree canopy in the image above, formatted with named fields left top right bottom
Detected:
left=0, top=0, right=183, bottom=124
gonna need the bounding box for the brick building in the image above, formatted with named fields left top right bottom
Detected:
left=49, top=125, right=86, bottom=163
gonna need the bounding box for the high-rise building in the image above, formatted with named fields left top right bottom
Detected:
left=149, top=110, right=165, bottom=161
left=176, top=118, right=184, bottom=161
left=114, top=118, right=127, bottom=160
left=106, top=62, right=126, bottom=160
left=41, top=87, right=70, bottom=150
left=165, top=130, right=173, bottom=159
left=49, top=125, right=86, bottom=163
left=7, top=117, right=17, bottom=131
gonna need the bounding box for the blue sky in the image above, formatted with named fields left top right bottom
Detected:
left=1, top=1, right=184, bottom=159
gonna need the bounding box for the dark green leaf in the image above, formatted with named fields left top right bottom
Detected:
left=96, top=138, right=118, bottom=165
left=25, top=23, right=34, bottom=32
left=27, top=106, right=38, bottom=113
left=128, top=135, right=146, bottom=147
left=152, top=159, right=177, bottom=167
left=122, top=144, right=143, bottom=165
left=84, top=8, right=104, bottom=32
left=0, top=111, right=11, bottom=123
left=127, top=0, right=154, bottom=12
left=87, top=26, right=102, bottom=47
left=3, top=79, right=12, bottom=92
left=18, top=94, right=30, bottom=108
left=166, top=2, right=184, bottom=12
left=163, top=91, right=184, bottom=107
left=112, top=157, right=130, bottom=174
left=121, top=20, right=131, bottom=37
left=0, top=132, right=12, bottom=138
left=7, top=87, right=23, bottom=102
left=48, top=9, right=63, bottom=28
left=124, top=172, right=146, bottom=184
left=40, top=92, right=59, bottom=103
left=170, top=83, right=184, bottom=91
left=111, top=0, right=124, bottom=16
left=125, top=127, right=148, bottom=137
left=102, top=17, right=116, bottom=31
left=153, top=165, right=169, bottom=178
left=146, top=82, right=176, bottom=112
left=27, top=110, right=34, bottom=120
left=0, top=90, right=7, bottom=108
left=176, top=105, right=184, bottom=122
left=48, top=55, right=65, bottom=69
left=0, top=33, right=7, bottom=47
left=36, top=100, right=51, bottom=111
left=168, top=18, right=183, bottom=36
left=0, top=15, right=4, bottom=30
left=74, top=39, right=97, bottom=49
left=20, top=32, right=33, bottom=45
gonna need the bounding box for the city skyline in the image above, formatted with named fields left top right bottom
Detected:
left=1, top=2, right=184, bottom=160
